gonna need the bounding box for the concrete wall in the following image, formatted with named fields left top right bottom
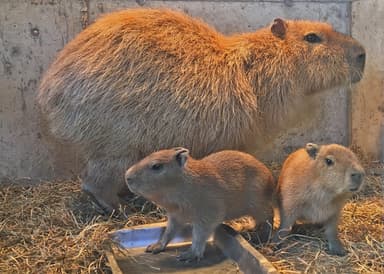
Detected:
left=351, top=0, right=384, bottom=161
left=0, top=1, right=85, bottom=180
left=0, top=0, right=381, bottom=182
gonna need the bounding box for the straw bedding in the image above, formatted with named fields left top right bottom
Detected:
left=0, top=163, right=382, bottom=273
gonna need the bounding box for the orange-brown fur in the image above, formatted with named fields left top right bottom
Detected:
left=37, top=8, right=365, bottom=211
left=125, top=148, right=275, bottom=261
left=275, top=143, right=365, bottom=255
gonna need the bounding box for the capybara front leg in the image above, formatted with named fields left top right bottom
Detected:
left=146, top=215, right=182, bottom=254
left=273, top=210, right=296, bottom=243
left=324, top=214, right=346, bottom=256
left=81, top=158, right=127, bottom=213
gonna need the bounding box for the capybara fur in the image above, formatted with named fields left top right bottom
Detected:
left=125, top=147, right=275, bottom=261
left=274, top=143, right=365, bottom=256
left=37, top=8, right=366, bottom=212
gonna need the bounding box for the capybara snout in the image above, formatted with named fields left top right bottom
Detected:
left=320, top=29, right=365, bottom=83
left=355, top=51, right=366, bottom=72
left=349, top=45, right=366, bottom=83
left=349, top=168, right=365, bottom=191
left=124, top=171, right=135, bottom=190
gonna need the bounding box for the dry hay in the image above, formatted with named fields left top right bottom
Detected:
left=252, top=161, right=384, bottom=274
left=0, top=163, right=382, bottom=273
left=0, top=180, right=166, bottom=273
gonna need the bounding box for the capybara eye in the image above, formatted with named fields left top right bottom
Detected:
left=304, top=33, right=322, bottom=43
left=325, top=158, right=334, bottom=166
left=151, top=163, right=163, bottom=171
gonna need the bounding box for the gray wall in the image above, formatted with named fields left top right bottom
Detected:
left=0, top=0, right=382, bottom=182
left=351, top=0, right=384, bottom=161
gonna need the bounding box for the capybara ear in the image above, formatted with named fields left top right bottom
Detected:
left=305, top=143, right=319, bottom=159
left=271, top=18, right=287, bottom=39
left=175, top=148, right=189, bottom=167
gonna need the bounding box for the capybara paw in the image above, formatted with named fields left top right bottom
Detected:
left=271, top=240, right=284, bottom=252
left=176, top=249, right=202, bottom=262
left=271, top=229, right=290, bottom=243
left=255, top=225, right=273, bottom=243
left=327, top=244, right=347, bottom=256
left=271, top=233, right=280, bottom=244
left=146, top=242, right=165, bottom=254
left=81, top=188, right=116, bottom=214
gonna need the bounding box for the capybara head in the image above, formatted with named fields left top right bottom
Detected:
left=125, top=147, right=189, bottom=198
left=263, top=18, right=365, bottom=94
left=305, top=143, right=365, bottom=194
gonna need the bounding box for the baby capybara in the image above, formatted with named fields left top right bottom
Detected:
left=274, top=143, right=365, bottom=256
left=125, top=147, right=275, bottom=261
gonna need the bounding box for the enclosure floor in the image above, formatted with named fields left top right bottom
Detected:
left=0, top=163, right=382, bottom=273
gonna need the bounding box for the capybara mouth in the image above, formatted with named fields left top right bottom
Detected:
left=351, top=71, right=364, bottom=83
left=350, top=53, right=366, bottom=83
left=349, top=186, right=360, bottom=192
left=126, top=183, right=138, bottom=194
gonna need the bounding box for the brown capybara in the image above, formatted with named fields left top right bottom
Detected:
left=274, top=143, right=365, bottom=256
left=125, top=147, right=275, bottom=261
left=37, top=8, right=366, bottom=212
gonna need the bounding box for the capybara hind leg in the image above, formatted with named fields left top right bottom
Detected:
left=177, top=222, right=217, bottom=262
left=324, top=214, right=346, bottom=256
left=81, top=158, right=126, bottom=213
left=251, top=208, right=274, bottom=243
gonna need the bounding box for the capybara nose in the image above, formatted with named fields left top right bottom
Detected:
left=350, top=172, right=364, bottom=191
left=356, top=52, right=366, bottom=70
left=125, top=170, right=133, bottom=184
left=349, top=45, right=366, bottom=83
left=351, top=172, right=364, bottom=183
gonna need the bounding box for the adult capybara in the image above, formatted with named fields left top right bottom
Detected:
left=125, top=147, right=275, bottom=261
left=274, top=143, right=365, bottom=256
left=37, top=8, right=366, bottom=212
